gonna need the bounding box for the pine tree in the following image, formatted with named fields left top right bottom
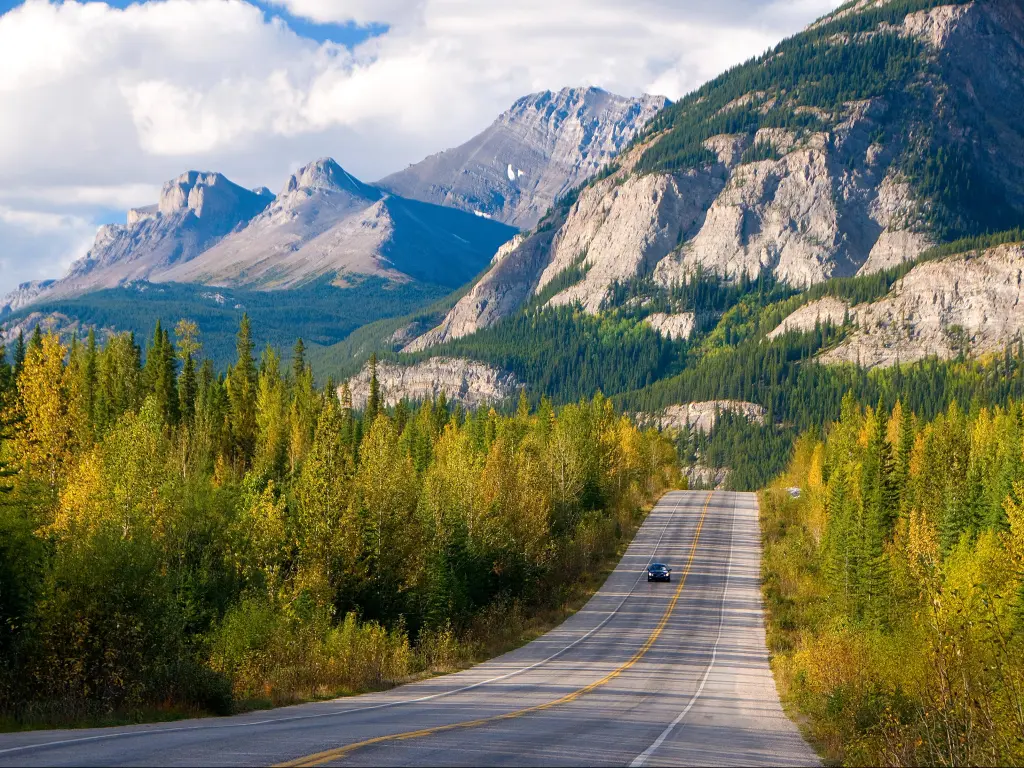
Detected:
left=228, top=315, right=258, bottom=465
left=175, top=320, right=200, bottom=426
left=292, top=338, right=306, bottom=383
left=12, top=330, right=25, bottom=376
left=144, top=323, right=179, bottom=425
left=366, top=353, right=381, bottom=428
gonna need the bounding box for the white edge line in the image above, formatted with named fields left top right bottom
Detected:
left=0, top=493, right=691, bottom=759
left=630, top=491, right=737, bottom=768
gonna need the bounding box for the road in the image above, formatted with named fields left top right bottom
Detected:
left=0, top=490, right=819, bottom=767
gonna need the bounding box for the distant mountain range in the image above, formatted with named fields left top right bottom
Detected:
left=3, top=86, right=661, bottom=317
left=379, top=87, right=668, bottom=228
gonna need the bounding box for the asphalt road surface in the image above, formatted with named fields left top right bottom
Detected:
left=0, top=490, right=820, bottom=767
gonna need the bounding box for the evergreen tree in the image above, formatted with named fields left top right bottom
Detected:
left=175, top=320, right=201, bottom=426
left=12, top=330, right=25, bottom=376
left=366, top=353, right=381, bottom=427
left=29, top=325, right=42, bottom=352
left=292, top=338, right=307, bottom=383
left=228, top=315, right=258, bottom=465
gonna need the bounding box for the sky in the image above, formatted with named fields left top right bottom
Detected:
left=0, top=0, right=845, bottom=296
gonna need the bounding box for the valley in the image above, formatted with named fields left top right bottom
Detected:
left=1, top=0, right=1024, bottom=764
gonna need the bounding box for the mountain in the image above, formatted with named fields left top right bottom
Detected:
left=5, top=159, right=517, bottom=316
left=406, top=0, right=1024, bottom=351
left=161, top=159, right=516, bottom=290
left=46, top=172, right=275, bottom=302
left=378, top=87, right=668, bottom=229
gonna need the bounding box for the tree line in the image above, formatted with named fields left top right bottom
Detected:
left=0, top=318, right=678, bottom=726
left=762, top=395, right=1024, bottom=765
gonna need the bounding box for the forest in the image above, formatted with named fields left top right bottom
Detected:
left=0, top=319, right=678, bottom=727
left=762, top=397, right=1024, bottom=765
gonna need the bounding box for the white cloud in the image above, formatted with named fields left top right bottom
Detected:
left=0, top=205, right=98, bottom=291
left=0, top=0, right=844, bottom=296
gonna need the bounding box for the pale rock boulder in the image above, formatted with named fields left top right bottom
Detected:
left=821, top=244, right=1024, bottom=368
left=644, top=312, right=696, bottom=340
left=344, top=357, right=521, bottom=410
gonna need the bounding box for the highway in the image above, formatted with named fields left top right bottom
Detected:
left=0, top=491, right=819, bottom=767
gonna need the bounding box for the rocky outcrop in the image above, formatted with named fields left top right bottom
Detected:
left=13, top=160, right=516, bottom=309
left=542, top=170, right=722, bottom=312
left=159, top=159, right=516, bottom=290
left=820, top=244, right=1024, bottom=368
left=0, top=311, right=113, bottom=347
left=406, top=1, right=1024, bottom=354
left=44, top=172, right=275, bottom=301
left=685, top=464, right=730, bottom=490
left=644, top=312, right=696, bottom=340
left=636, top=401, right=767, bottom=434
left=768, top=297, right=852, bottom=340
left=379, top=87, right=668, bottom=229
left=344, top=357, right=521, bottom=410
left=403, top=232, right=553, bottom=351
left=1, top=280, right=56, bottom=316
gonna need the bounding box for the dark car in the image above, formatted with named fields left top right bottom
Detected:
left=647, top=563, right=671, bottom=582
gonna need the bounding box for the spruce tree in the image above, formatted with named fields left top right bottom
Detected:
left=12, top=330, right=25, bottom=377
left=229, top=314, right=258, bottom=464
left=366, top=353, right=381, bottom=428
left=292, top=338, right=306, bottom=383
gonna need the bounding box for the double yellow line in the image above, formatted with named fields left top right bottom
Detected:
left=279, top=492, right=714, bottom=767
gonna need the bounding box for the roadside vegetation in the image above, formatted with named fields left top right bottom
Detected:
left=761, top=396, right=1024, bottom=765
left=0, top=319, right=678, bottom=730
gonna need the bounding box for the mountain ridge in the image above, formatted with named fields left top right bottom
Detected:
left=378, top=86, right=668, bottom=229
left=405, top=0, right=1024, bottom=353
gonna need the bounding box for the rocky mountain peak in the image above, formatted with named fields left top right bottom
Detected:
left=504, top=86, right=667, bottom=136
left=156, top=171, right=267, bottom=220
left=378, top=86, right=668, bottom=228
left=283, top=158, right=381, bottom=201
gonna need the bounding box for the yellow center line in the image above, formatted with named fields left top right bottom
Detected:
left=277, top=492, right=714, bottom=768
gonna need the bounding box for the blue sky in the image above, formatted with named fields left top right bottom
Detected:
left=0, top=0, right=387, bottom=44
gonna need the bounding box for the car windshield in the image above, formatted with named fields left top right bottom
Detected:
left=650, top=564, right=667, bottom=570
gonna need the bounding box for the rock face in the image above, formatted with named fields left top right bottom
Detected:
left=685, top=464, right=730, bottom=490
left=12, top=160, right=516, bottom=308
left=767, top=297, right=852, bottom=340
left=46, top=172, right=275, bottom=301
left=1, top=280, right=56, bottom=316
left=379, top=87, right=668, bottom=229
left=344, top=357, right=521, bottom=410
left=636, top=401, right=767, bottom=434
left=819, top=244, right=1024, bottom=368
left=644, top=312, right=696, bottom=340
left=407, top=0, right=1024, bottom=352
left=0, top=311, right=113, bottom=347
left=161, top=159, right=515, bottom=290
